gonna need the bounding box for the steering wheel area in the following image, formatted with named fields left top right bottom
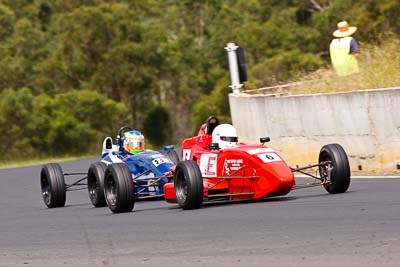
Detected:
left=116, top=126, right=133, bottom=150
left=205, top=116, right=220, bottom=135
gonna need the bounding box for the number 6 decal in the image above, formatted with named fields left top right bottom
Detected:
left=258, top=153, right=282, bottom=163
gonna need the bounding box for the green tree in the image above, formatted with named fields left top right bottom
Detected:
left=0, top=3, right=14, bottom=39
left=143, top=105, right=171, bottom=147
left=28, top=90, right=128, bottom=156
left=0, top=88, right=34, bottom=158
left=191, top=76, right=232, bottom=132
left=0, top=0, right=399, bottom=159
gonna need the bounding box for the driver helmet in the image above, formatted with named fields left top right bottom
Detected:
left=123, top=130, right=145, bottom=154
left=212, top=124, right=238, bottom=149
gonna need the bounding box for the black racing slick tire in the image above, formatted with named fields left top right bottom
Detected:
left=319, top=143, right=351, bottom=194
left=104, top=163, right=135, bottom=213
left=87, top=162, right=107, bottom=207
left=40, top=163, right=66, bottom=208
left=163, top=149, right=180, bottom=165
left=174, top=160, right=203, bottom=210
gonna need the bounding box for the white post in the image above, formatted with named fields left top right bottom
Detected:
left=224, top=42, right=242, bottom=93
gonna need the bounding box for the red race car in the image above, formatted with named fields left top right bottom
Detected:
left=164, top=116, right=351, bottom=210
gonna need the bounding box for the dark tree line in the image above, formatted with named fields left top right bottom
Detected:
left=0, top=0, right=398, bottom=159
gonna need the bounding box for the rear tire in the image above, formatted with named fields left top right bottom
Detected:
left=104, top=163, right=135, bottom=213
left=40, top=163, right=66, bottom=208
left=174, top=160, right=203, bottom=210
left=87, top=162, right=107, bottom=207
left=319, top=144, right=351, bottom=194
left=163, top=149, right=180, bottom=165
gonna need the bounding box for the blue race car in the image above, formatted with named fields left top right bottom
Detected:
left=40, top=126, right=179, bottom=213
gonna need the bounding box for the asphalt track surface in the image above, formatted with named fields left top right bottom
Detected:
left=1, top=158, right=399, bottom=267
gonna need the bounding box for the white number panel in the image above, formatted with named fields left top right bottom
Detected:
left=152, top=157, right=171, bottom=167
left=257, top=152, right=282, bottom=163
left=182, top=149, right=191, bottom=160
left=199, top=154, right=217, bottom=177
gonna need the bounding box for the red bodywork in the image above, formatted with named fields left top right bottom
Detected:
left=164, top=123, right=295, bottom=202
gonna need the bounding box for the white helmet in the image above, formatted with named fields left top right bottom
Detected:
left=212, top=124, right=238, bottom=149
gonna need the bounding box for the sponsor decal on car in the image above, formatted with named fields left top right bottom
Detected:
left=199, top=154, right=217, bottom=177
left=223, top=158, right=244, bottom=175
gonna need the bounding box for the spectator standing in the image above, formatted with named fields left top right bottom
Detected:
left=330, top=21, right=360, bottom=76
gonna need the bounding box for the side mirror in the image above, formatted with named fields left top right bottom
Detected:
left=102, top=137, right=114, bottom=154
left=105, top=137, right=113, bottom=149
left=260, top=137, right=270, bottom=144
left=208, top=142, right=219, bottom=150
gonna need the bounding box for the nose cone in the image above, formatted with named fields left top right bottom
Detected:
left=254, top=161, right=295, bottom=198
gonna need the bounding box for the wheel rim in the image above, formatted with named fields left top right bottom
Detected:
left=319, top=152, right=333, bottom=182
left=105, top=173, right=117, bottom=206
left=88, top=174, right=98, bottom=202
left=41, top=174, right=51, bottom=205
left=175, top=170, right=188, bottom=203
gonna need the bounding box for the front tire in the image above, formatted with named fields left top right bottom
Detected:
left=87, top=162, right=107, bottom=207
left=40, top=163, right=66, bottom=208
left=104, top=163, right=135, bottom=213
left=174, top=160, right=203, bottom=210
left=319, top=144, right=351, bottom=194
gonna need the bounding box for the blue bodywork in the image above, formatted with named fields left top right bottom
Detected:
left=102, top=149, right=174, bottom=198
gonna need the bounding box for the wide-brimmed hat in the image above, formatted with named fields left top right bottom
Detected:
left=333, top=21, right=357, bottom=38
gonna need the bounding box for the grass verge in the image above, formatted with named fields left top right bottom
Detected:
left=0, top=154, right=98, bottom=169
left=291, top=37, right=400, bottom=94
left=245, top=37, right=400, bottom=95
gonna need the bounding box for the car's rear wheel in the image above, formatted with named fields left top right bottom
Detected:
left=163, top=149, right=180, bottom=165
left=40, top=163, right=66, bottom=208
left=87, top=162, right=107, bottom=207
left=104, top=163, right=135, bottom=213
left=174, top=160, right=203, bottom=210
left=319, top=144, right=351, bottom=194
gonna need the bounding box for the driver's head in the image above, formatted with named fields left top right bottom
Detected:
left=212, top=124, right=238, bottom=149
left=123, top=130, right=145, bottom=154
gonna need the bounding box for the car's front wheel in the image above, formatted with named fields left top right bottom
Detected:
left=174, top=160, right=203, bottom=210
left=319, top=143, right=351, bottom=194
left=104, top=163, right=135, bottom=213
